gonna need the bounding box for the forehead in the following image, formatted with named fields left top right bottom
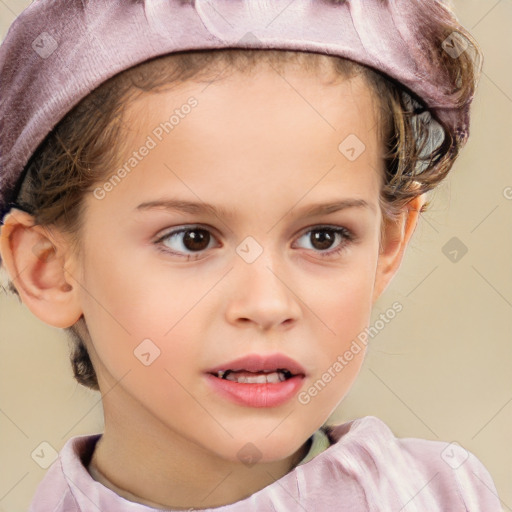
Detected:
left=99, top=63, right=384, bottom=218
left=123, top=62, right=381, bottom=159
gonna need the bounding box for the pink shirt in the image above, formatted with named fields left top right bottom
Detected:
left=28, top=415, right=502, bottom=511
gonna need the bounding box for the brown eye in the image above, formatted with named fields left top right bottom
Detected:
left=158, top=226, right=216, bottom=256
left=294, top=226, right=354, bottom=257
left=180, top=229, right=211, bottom=251
left=309, top=229, right=337, bottom=251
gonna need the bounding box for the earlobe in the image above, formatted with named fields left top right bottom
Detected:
left=372, top=195, right=425, bottom=302
left=0, top=208, right=82, bottom=328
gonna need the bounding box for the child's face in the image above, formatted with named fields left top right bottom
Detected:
left=47, top=65, right=410, bottom=463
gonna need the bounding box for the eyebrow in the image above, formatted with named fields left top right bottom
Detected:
left=136, top=198, right=375, bottom=218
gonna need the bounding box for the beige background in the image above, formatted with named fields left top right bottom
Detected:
left=1, top=1, right=511, bottom=510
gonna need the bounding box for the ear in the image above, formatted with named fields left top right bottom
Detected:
left=0, top=208, right=83, bottom=327
left=372, top=195, right=425, bottom=302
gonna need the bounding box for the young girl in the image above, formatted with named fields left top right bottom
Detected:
left=0, top=0, right=502, bottom=510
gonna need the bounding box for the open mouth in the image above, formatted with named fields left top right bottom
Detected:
left=205, top=354, right=306, bottom=407
left=211, top=369, right=296, bottom=384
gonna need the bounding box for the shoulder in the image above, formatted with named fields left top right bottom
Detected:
left=28, top=434, right=101, bottom=512
left=322, top=416, right=502, bottom=511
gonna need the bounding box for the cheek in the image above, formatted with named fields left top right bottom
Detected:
left=77, top=246, right=199, bottom=379
left=297, top=289, right=372, bottom=417
left=298, top=243, right=379, bottom=403
left=317, top=277, right=373, bottom=371
left=317, top=243, right=379, bottom=335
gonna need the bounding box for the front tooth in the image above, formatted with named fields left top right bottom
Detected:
left=266, top=372, right=281, bottom=383
left=249, top=374, right=268, bottom=384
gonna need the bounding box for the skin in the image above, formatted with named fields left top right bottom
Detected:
left=0, top=62, right=423, bottom=509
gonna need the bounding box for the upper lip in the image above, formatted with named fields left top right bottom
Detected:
left=206, top=353, right=307, bottom=376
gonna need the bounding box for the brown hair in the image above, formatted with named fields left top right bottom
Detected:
left=1, top=10, right=482, bottom=390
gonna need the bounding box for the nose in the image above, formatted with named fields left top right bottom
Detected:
left=225, top=248, right=302, bottom=331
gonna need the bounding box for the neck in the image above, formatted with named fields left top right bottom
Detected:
left=87, top=394, right=310, bottom=509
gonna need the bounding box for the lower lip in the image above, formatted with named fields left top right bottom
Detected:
left=204, top=373, right=305, bottom=408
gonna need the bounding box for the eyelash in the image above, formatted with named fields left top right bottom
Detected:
left=154, top=224, right=356, bottom=260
